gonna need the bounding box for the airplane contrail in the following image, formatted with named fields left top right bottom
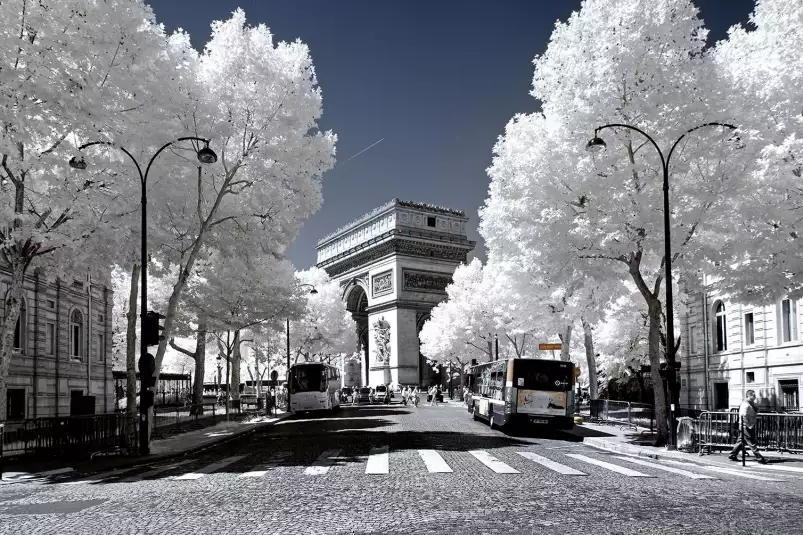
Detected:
left=341, top=138, right=384, bottom=164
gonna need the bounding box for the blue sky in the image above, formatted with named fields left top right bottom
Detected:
left=147, top=0, right=755, bottom=269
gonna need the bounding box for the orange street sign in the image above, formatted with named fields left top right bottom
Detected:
left=538, top=343, right=562, bottom=351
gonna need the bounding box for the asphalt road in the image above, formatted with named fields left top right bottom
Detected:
left=1, top=401, right=802, bottom=535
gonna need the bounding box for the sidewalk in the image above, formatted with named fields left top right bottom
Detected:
left=1, top=409, right=292, bottom=483
left=575, top=419, right=803, bottom=470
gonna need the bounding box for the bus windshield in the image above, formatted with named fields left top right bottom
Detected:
left=290, top=364, right=323, bottom=393
left=512, top=359, right=573, bottom=392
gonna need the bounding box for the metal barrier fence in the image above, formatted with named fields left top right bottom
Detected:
left=697, top=411, right=803, bottom=455
left=0, top=413, right=137, bottom=460
left=590, top=399, right=654, bottom=431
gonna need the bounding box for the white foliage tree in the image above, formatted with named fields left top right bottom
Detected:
left=481, top=0, right=755, bottom=444
left=289, top=267, right=356, bottom=363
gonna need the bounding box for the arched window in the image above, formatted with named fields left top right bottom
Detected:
left=70, top=309, right=84, bottom=360
left=714, top=301, right=727, bottom=352
left=13, top=298, right=26, bottom=353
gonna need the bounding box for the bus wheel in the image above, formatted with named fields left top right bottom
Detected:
left=489, top=414, right=497, bottom=430
left=472, top=405, right=480, bottom=421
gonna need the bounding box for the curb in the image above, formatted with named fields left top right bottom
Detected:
left=582, top=437, right=662, bottom=460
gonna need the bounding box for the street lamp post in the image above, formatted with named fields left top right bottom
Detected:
left=70, top=137, right=217, bottom=455
left=586, top=121, right=736, bottom=448
left=285, top=284, right=318, bottom=408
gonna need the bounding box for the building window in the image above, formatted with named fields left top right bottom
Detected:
left=98, top=314, right=104, bottom=323
left=780, top=298, right=798, bottom=343
left=714, top=301, right=727, bottom=352
left=46, top=299, right=55, bottom=309
left=97, top=334, right=105, bottom=362
left=7, top=389, right=25, bottom=420
left=746, top=371, right=755, bottom=383
left=744, top=313, right=755, bottom=346
left=426, top=216, right=436, bottom=227
left=688, top=326, right=697, bottom=354
left=779, top=379, right=799, bottom=411
left=70, top=309, right=84, bottom=360
left=13, top=298, right=26, bottom=353
left=45, top=322, right=55, bottom=356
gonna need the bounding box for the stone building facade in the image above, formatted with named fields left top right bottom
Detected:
left=2, top=268, right=114, bottom=420
left=680, top=277, right=802, bottom=412
left=316, top=199, right=475, bottom=388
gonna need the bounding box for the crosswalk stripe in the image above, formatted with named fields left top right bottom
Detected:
left=565, top=454, right=653, bottom=477
left=659, top=460, right=784, bottom=481
left=366, top=446, right=389, bottom=474
left=516, top=452, right=586, bottom=475
left=614, top=456, right=714, bottom=479
left=64, top=468, right=140, bottom=485
left=418, top=450, right=453, bottom=473
left=745, top=464, right=803, bottom=474
left=120, top=459, right=194, bottom=483
left=239, top=453, right=291, bottom=478
left=304, top=449, right=341, bottom=476
left=173, top=455, right=248, bottom=480
left=469, top=450, right=520, bottom=474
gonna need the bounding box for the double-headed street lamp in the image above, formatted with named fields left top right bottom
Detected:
left=70, top=137, right=217, bottom=454
left=586, top=121, right=736, bottom=448
left=286, top=284, right=318, bottom=403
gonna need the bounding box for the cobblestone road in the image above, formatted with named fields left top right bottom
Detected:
left=2, top=402, right=802, bottom=534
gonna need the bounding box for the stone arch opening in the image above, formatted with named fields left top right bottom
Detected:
left=345, top=284, right=369, bottom=386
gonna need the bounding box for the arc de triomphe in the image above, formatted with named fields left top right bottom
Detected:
left=315, top=199, right=475, bottom=388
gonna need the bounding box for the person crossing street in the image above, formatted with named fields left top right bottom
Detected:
left=728, top=390, right=768, bottom=464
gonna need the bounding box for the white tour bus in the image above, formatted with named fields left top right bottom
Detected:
left=288, top=362, right=342, bottom=413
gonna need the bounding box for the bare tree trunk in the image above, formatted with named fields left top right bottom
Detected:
left=648, top=302, right=669, bottom=445
left=0, top=261, right=26, bottom=421
left=581, top=316, right=599, bottom=400
left=559, top=323, right=573, bottom=362
left=126, top=264, right=140, bottom=417
left=193, top=316, right=207, bottom=411
left=231, top=330, right=241, bottom=401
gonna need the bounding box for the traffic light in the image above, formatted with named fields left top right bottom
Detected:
left=138, top=353, right=156, bottom=389
left=143, top=310, right=165, bottom=347
left=140, top=389, right=155, bottom=409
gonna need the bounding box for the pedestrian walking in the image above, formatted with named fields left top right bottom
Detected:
left=729, top=389, right=768, bottom=464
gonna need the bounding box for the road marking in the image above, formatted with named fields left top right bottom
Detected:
left=119, top=459, right=194, bottom=482
left=2, top=467, right=74, bottom=483
left=63, top=468, right=140, bottom=485
left=239, top=453, right=291, bottom=478
left=366, top=446, right=389, bottom=474
left=614, top=456, right=714, bottom=479
left=468, top=450, right=520, bottom=474
left=173, top=455, right=248, bottom=480
left=304, top=449, right=341, bottom=476
left=565, top=454, right=653, bottom=477
left=516, top=452, right=586, bottom=475
left=659, top=460, right=784, bottom=481
left=418, top=450, right=453, bottom=473
left=745, top=464, right=803, bottom=474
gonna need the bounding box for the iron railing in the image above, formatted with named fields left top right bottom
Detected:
left=1, top=413, right=137, bottom=460
left=589, top=399, right=654, bottom=431
left=697, top=411, right=803, bottom=455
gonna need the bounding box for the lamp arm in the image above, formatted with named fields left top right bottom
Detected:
left=595, top=123, right=666, bottom=170
left=143, top=136, right=210, bottom=186
left=665, top=122, right=737, bottom=169
left=77, top=141, right=144, bottom=183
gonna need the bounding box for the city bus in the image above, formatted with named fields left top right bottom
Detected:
left=466, top=358, right=578, bottom=430
left=288, top=362, right=342, bottom=413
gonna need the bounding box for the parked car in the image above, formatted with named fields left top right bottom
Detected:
left=355, top=387, right=372, bottom=405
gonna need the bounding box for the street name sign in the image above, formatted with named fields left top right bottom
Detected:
left=538, top=343, right=562, bottom=351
